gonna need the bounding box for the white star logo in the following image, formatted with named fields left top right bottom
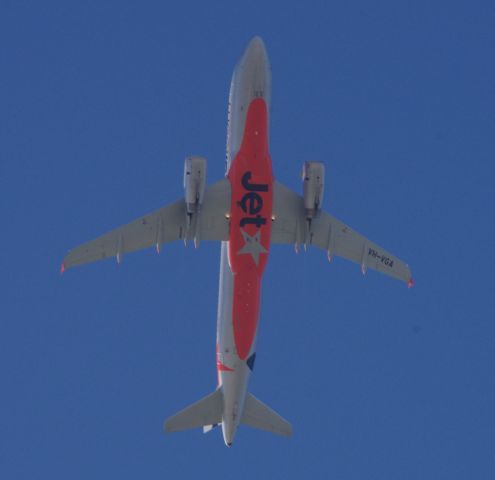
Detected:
left=237, top=230, right=267, bottom=266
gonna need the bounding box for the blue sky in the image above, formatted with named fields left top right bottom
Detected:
left=1, top=1, right=494, bottom=478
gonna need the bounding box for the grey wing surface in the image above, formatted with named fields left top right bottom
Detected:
left=63, top=178, right=230, bottom=269
left=271, top=181, right=413, bottom=284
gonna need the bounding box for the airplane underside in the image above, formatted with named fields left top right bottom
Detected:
left=62, top=36, right=413, bottom=447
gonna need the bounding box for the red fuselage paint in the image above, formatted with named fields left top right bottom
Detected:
left=227, top=98, right=273, bottom=360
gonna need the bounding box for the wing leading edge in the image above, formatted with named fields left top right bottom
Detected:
left=271, top=181, right=413, bottom=285
left=63, top=178, right=231, bottom=270
left=63, top=178, right=412, bottom=284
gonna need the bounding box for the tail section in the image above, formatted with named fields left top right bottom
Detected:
left=241, top=393, right=292, bottom=437
left=164, top=389, right=223, bottom=433
left=164, top=389, right=292, bottom=440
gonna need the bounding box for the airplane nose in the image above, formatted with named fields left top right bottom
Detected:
left=243, top=36, right=268, bottom=68
left=236, top=36, right=271, bottom=107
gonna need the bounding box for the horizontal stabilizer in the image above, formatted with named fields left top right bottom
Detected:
left=241, top=393, right=292, bottom=437
left=164, top=389, right=223, bottom=433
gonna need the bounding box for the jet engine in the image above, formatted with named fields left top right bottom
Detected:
left=302, top=161, right=325, bottom=219
left=184, top=156, right=207, bottom=215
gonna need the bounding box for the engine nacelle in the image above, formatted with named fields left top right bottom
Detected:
left=184, top=155, right=207, bottom=214
left=302, top=161, right=325, bottom=219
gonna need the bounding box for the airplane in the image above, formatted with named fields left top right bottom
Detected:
left=62, top=36, right=413, bottom=447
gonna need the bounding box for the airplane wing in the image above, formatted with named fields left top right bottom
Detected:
left=271, top=181, right=413, bottom=285
left=63, top=178, right=231, bottom=270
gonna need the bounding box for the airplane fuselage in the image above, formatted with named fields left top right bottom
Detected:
left=216, top=38, right=272, bottom=446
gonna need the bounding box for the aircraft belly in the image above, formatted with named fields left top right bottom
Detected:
left=216, top=97, right=273, bottom=443
left=227, top=98, right=273, bottom=361
left=217, top=97, right=273, bottom=370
